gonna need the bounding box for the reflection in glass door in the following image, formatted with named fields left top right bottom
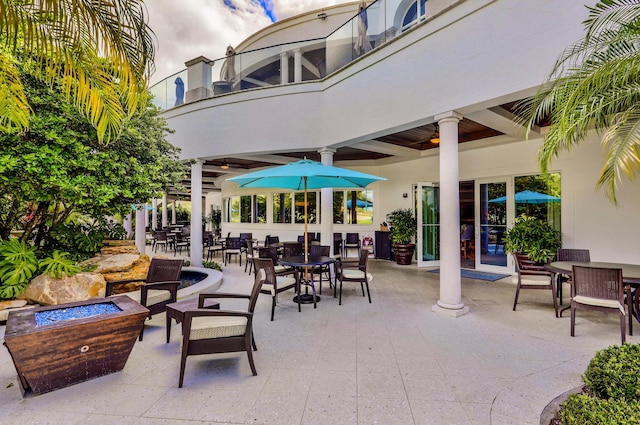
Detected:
left=477, top=181, right=508, bottom=269
left=417, top=183, right=439, bottom=267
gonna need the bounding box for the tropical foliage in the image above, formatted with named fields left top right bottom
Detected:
left=0, top=0, right=155, bottom=142
left=386, top=208, right=417, bottom=245
left=503, top=216, right=562, bottom=263
left=0, top=63, right=188, bottom=246
left=518, top=1, right=640, bottom=204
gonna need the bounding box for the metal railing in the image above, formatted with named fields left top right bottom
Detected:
left=150, top=0, right=426, bottom=111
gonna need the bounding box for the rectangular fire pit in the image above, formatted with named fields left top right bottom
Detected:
left=3, top=296, right=149, bottom=396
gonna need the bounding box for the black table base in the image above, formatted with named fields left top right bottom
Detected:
left=293, top=293, right=320, bottom=304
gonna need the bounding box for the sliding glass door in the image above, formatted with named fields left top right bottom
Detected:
left=475, top=179, right=512, bottom=271
left=417, top=183, right=439, bottom=267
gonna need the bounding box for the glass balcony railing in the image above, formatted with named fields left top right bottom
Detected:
left=150, top=0, right=428, bottom=111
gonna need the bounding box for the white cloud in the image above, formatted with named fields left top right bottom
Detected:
left=145, top=0, right=344, bottom=85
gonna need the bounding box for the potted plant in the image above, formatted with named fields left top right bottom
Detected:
left=386, top=208, right=417, bottom=265
left=207, top=206, right=222, bottom=236
left=503, top=216, right=561, bottom=264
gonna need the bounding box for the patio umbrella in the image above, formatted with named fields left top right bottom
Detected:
left=174, top=76, right=184, bottom=107
left=227, top=158, right=385, bottom=261
left=489, top=190, right=560, bottom=204
left=354, top=0, right=372, bottom=56
left=346, top=199, right=372, bottom=209
left=221, top=45, right=237, bottom=82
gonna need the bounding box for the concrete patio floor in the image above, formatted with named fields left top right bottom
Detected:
left=1, top=254, right=634, bottom=425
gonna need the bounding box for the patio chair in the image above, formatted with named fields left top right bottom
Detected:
left=512, top=253, right=558, bottom=317
left=556, top=248, right=591, bottom=304
left=239, top=232, right=253, bottom=253
left=460, top=225, right=474, bottom=259
left=570, top=265, right=630, bottom=344
left=206, top=234, right=224, bottom=261
left=336, top=249, right=372, bottom=305
left=343, top=232, right=360, bottom=258
left=174, top=232, right=190, bottom=256
left=283, top=241, right=303, bottom=257
left=178, top=268, right=263, bottom=388
left=253, top=257, right=301, bottom=321
left=224, top=237, right=243, bottom=266
left=309, top=245, right=332, bottom=295
left=153, top=230, right=169, bottom=253
left=333, top=233, right=343, bottom=258
left=106, top=258, right=183, bottom=341
left=258, top=246, right=296, bottom=277
left=244, top=242, right=256, bottom=274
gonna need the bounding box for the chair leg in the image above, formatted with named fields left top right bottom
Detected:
left=365, top=280, right=372, bottom=303
left=270, top=296, right=276, bottom=321
left=246, top=334, right=258, bottom=376
left=620, top=313, right=626, bottom=344
left=570, top=304, right=576, bottom=337
left=339, top=278, right=343, bottom=305
left=139, top=325, right=145, bottom=341
left=179, top=341, right=189, bottom=388
left=551, top=279, right=559, bottom=318
left=512, top=282, right=521, bottom=311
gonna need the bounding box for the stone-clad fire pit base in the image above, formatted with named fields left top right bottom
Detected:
left=3, top=295, right=148, bottom=396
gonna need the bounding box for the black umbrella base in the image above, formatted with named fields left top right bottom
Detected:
left=293, top=294, right=321, bottom=304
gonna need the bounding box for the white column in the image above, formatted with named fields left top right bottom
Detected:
left=184, top=56, right=213, bottom=103
left=162, top=194, right=168, bottom=229
left=151, top=198, right=158, bottom=230
left=190, top=160, right=203, bottom=267
left=293, top=49, right=302, bottom=83
left=145, top=203, right=150, bottom=229
left=171, top=201, right=177, bottom=225
left=319, top=148, right=335, bottom=254
left=280, top=52, right=289, bottom=85
left=123, top=213, right=132, bottom=239
left=432, top=111, right=469, bottom=317
left=135, top=206, right=146, bottom=255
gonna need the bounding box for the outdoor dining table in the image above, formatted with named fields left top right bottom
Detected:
left=546, top=261, right=640, bottom=318
left=279, top=255, right=336, bottom=306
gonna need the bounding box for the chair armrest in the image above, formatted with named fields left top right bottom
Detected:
left=198, top=292, right=251, bottom=308
left=143, top=280, right=181, bottom=291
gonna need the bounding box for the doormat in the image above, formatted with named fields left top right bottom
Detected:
left=428, top=268, right=510, bottom=282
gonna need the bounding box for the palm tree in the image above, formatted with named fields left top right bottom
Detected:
left=518, top=1, right=640, bottom=204
left=0, top=0, right=156, bottom=142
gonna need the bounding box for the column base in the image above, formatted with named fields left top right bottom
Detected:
left=432, top=303, right=470, bottom=317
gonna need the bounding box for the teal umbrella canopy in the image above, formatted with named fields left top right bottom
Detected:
left=489, top=190, right=560, bottom=204
left=227, top=159, right=385, bottom=190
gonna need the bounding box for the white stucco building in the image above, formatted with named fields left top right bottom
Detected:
left=150, top=0, right=640, bottom=316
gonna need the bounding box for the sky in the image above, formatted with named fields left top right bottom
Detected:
left=145, top=0, right=343, bottom=85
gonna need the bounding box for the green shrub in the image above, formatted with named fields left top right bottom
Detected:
left=561, top=394, right=640, bottom=424
left=202, top=261, right=222, bottom=271
left=39, top=250, right=81, bottom=279
left=583, top=344, right=640, bottom=402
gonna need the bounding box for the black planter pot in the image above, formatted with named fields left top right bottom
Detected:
left=392, top=244, right=415, bottom=265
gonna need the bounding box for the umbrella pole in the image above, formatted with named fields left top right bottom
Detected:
left=304, top=177, right=309, bottom=282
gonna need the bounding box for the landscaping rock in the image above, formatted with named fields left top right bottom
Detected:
left=100, top=245, right=139, bottom=255
left=18, top=273, right=106, bottom=306
left=83, top=253, right=141, bottom=273
left=0, top=300, right=32, bottom=322
left=102, top=255, right=151, bottom=293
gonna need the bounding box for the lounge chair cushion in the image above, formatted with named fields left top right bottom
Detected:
left=261, top=276, right=297, bottom=296
left=119, top=289, right=171, bottom=306
left=573, top=295, right=625, bottom=314
left=519, top=275, right=551, bottom=285
left=342, top=270, right=373, bottom=281
left=189, top=316, right=248, bottom=339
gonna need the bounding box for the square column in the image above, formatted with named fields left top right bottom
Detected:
left=190, top=160, right=203, bottom=267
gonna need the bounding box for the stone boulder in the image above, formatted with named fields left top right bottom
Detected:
left=101, top=255, right=151, bottom=294
left=18, top=273, right=106, bottom=306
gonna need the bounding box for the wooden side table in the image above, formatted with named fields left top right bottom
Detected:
left=165, top=298, right=219, bottom=343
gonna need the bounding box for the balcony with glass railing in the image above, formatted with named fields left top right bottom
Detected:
left=150, top=0, right=431, bottom=111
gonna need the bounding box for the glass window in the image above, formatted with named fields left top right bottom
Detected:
left=402, top=0, right=428, bottom=29
left=240, top=195, right=251, bottom=223
left=295, top=192, right=317, bottom=224
left=226, top=196, right=240, bottom=223
left=333, top=191, right=344, bottom=224
left=346, top=190, right=373, bottom=225
left=514, top=173, right=561, bottom=233
left=273, top=192, right=292, bottom=223
left=254, top=194, right=267, bottom=223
